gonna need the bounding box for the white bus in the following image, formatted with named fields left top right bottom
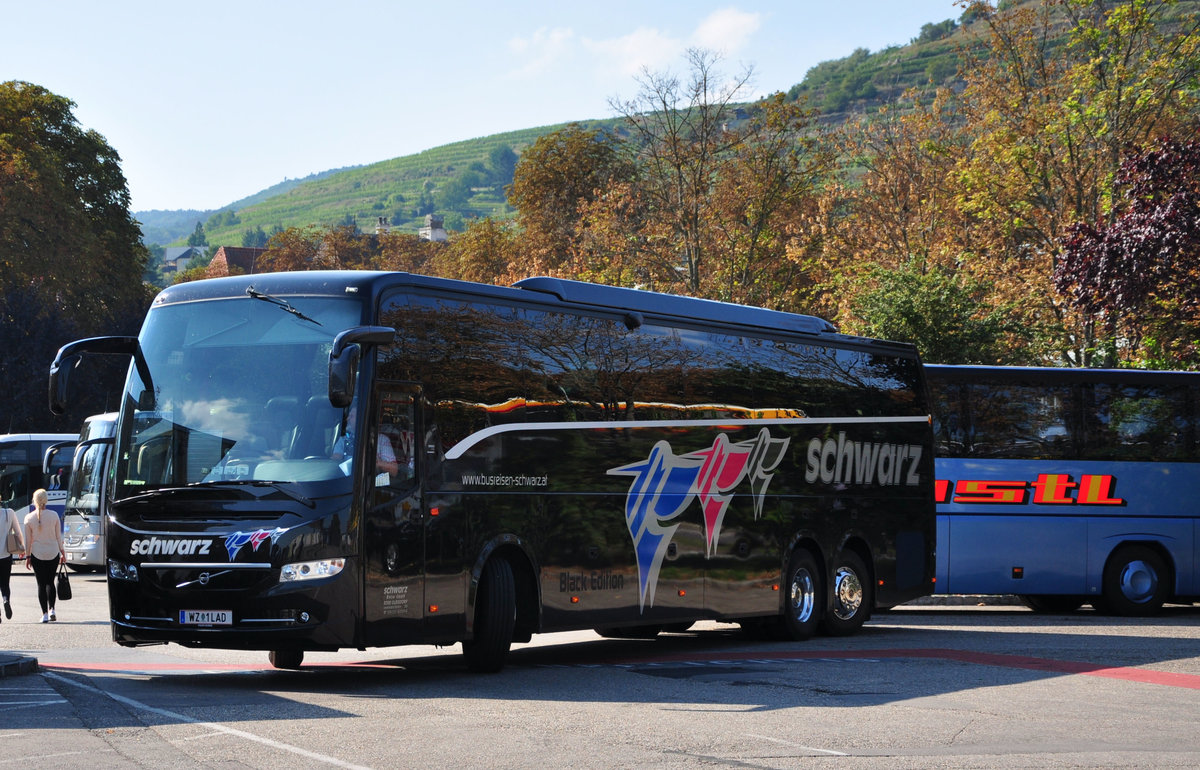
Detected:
left=0, top=433, right=76, bottom=522
left=55, top=414, right=117, bottom=571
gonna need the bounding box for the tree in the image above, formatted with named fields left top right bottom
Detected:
left=258, top=226, right=327, bottom=272
left=952, top=0, right=1200, bottom=363
left=821, top=0, right=1200, bottom=365
left=844, top=260, right=1023, bottom=364
left=488, top=145, right=518, bottom=188
left=1055, top=134, right=1200, bottom=367
left=508, top=123, right=629, bottom=275
left=241, top=225, right=268, bottom=248
left=436, top=174, right=473, bottom=212
left=374, top=230, right=443, bottom=274
left=705, top=93, right=834, bottom=310
left=609, top=48, right=753, bottom=293
left=436, top=217, right=519, bottom=284
left=187, top=221, right=208, bottom=248
left=0, top=80, right=151, bottom=430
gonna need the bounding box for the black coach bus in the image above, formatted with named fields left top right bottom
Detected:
left=50, top=271, right=935, bottom=671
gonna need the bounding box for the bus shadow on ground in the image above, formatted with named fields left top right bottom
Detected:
left=40, top=609, right=1199, bottom=729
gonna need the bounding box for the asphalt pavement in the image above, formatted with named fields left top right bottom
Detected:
left=0, top=588, right=1021, bottom=679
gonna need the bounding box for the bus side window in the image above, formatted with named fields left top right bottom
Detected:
left=378, top=390, right=418, bottom=487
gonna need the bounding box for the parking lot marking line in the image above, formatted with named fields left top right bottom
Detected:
left=42, top=671, right=374, bottom=770
left=745, top=733, right=848, bottom=756
left=0, top=749, right=116, bottom=765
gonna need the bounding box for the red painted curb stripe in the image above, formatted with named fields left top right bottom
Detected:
left=608, top=648, right=1200, bottom=690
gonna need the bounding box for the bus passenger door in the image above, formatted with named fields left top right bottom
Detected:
left=362, top=385, right=424, bottom=645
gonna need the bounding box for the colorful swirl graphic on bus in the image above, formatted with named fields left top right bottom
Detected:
left=224, top=528, right=288, bottom=560
left=607, top=428, right=789, bottom=612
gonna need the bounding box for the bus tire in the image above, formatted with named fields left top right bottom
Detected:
left=1099, top=544, right=1169, bottom=617
left=1019, top=595, right=1084, bottom=613
left=269, top=649, right=304, bottom=669
left=820, top=551, right=871, bottom=637
left=782, top=548, right=822, bottom=641
left=463, top=557, right=516, bottom=673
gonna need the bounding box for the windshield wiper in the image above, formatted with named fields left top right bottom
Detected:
left=246, top=286, right=322, bottom=326
left=120, top=481, right=315, bottom=509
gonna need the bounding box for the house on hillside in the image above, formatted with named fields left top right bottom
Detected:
left=161, top=246, right=205, bottom=274
left=419, top=214, right=448, bottom=242
left=206, top=246, right=266, bottom=277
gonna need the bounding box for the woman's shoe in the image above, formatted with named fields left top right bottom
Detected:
left=48, top=609, right=56, bottom=622
left=40, top=613, right=48, bottom=623
left=4, top=599, right=11, bottom=619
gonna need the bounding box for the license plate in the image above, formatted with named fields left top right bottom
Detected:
left=179, top=609, right=232, bottom=625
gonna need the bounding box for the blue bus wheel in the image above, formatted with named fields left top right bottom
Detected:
left=820, top=551, right=871, bottom=636
left=782, top=549, right=822, bottom=641
left=1099, top=545, right=1168, bottom=617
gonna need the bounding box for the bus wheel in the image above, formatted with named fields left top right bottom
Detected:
left=1020, top=595, right=1084, bottom=613
left=463, top=557, right=516, bottom=673
left=269, top=650, right=304, bottom=669
left=820, top=551, right=871, bottom=637
left=1099, top=545, right=1169, bottom=617
left=782, top=548, right=822, bottom=641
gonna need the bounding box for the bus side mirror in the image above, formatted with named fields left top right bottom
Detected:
left=328, top=326, right=396, bottom=408
left=329, top=345, right=361, bottom=409
left=49, top=336, right=143, bottom=415
left=43, top=441, right=76, bottom=475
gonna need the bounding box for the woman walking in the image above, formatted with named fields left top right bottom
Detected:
left=0, top=503, right=24, bottom=620
left=24, top=489, right=64, bottom=622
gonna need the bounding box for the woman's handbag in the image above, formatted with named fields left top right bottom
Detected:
left=56, top=564, right=72, bottom=601
left=2, top=510, right=18, bottom=555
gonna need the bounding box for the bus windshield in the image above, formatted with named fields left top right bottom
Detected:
left=113, top=293, right=361, bottom=500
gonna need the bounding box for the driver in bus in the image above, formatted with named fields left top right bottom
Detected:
left=331, top=404, right=399, bottom=478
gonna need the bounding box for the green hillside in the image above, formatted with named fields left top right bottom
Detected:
left=174, top=121, right=614, bottom=247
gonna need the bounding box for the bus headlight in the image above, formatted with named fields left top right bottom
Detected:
left=108, top=559, right=139, bottom=581
left=280, top=558, right=345, bottom=582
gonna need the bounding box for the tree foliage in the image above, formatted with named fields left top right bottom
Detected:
left=0, top=81, right=152, bottom=430
left=819, top=0, right=1200, bottom=365
left=508, top=123, right=629, bottom=274
left=1055, top=133, right=1200, bottom=366
left=845, top=260, right=1024, bottom=365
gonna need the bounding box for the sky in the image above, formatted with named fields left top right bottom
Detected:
left=2, top=1, right=964, bottom=213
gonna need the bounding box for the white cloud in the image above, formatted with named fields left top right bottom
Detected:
left=506, top=26, right=576, bottom=78
left=690, top=7, right=761, bottom=55
left=583, top=26, right=684, bottom=77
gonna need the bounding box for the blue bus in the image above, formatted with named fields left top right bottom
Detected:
left=927, top=364, right=1200, bottom=615
left=49, top=271, right=936, bottom=671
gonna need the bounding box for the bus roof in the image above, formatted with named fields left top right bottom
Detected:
left=0, top=433, right=78, bottom=443
left=153, top=270, right=919, bottom=356
left=925, top=364, right=1200, bottom=385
